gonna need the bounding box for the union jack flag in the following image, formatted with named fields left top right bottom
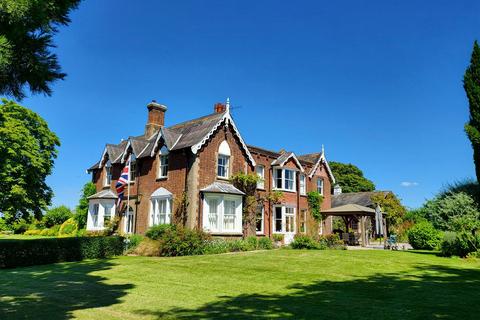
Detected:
left=115, top=159, right=130, bottom=207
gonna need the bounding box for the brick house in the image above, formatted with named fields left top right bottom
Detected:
left=86, top=100, right=336, bottom=242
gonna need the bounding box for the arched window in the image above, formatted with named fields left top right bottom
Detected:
left=217, top=141, right=231, bottom=178
left=125, top=206, right=134, bottom=234
left=104, top=160, right=112, bottom=186
left=150, top=187, right=173, bottom=226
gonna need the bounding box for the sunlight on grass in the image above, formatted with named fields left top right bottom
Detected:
left=1, top=250, right=479, bottom=319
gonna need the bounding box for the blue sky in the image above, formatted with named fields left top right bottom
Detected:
left=19, top=0, right=480, bottom=209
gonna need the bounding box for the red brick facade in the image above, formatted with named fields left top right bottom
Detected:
left=89, top=102, right=336, bottom=239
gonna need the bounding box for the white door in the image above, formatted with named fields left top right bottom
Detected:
left=284, top=207, right=296, bottom=244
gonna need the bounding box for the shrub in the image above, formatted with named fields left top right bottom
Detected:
left=440, top=232, right=480, bottom=257
left=291, top=235, right=321, bottom=250
left=272, top=234, right=284, bottom=242
left=133, top=238, right=162, bottom=257
left=227, top=239, right=249, bottom=252
left=40, top=225, right=60, bottom=237
left=244, top=236, right=258, bottom=250
left=0, top=236, right=124, bottom=268
left=58, top=218, right=78, bottom=237
left=125, top=234, right=144, bottom=252
left=203, top=239, right=230, bottom=255
left=319, top=234, right=344, bottom=249
left=407, top=222, right=442, bottom=250
left=12, top=219, right=29, bottom=234
left=258, top=237, right=273, bottom=250
left=43, top=206, right=73, bottom=228
left=158, top=226, right=210, bottom=257
left=145, top=224, right=176, bottom=240
left=24, top=229, right=42, bottom=236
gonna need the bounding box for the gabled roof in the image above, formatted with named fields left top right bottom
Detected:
left=200, top=182, right=245, bottom=195
left=271, top=152, right=305, bottom=173
left=305, top=152, right=336, bottom=183
left=88, top=189, right=118, bottom=200
left=151, top=187, right=173, bottom=198
left=322, top=204, right=377, bottom=216
left=332, top=191, right=391, bottom=208
left=298, top=153, right=320, bottom=164
left=88, top=107, right=256, bottom=170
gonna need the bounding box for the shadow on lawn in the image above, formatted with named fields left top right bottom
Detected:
left=0, top=260, right=132, bottom=320
left=140, top=264, right=480, bottom=320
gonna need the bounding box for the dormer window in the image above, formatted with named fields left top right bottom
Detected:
left=317, top=178, right=324, bottom=195
left=273, top=168, right=296, bottom=192
left=217, top=141, right=231, bottom=179
left=104, top=160, right=112, bottom=187
left=158, top=146, right=169, bottom=179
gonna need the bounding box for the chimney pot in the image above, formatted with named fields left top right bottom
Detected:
left=214, top=102, right=226, bottom=114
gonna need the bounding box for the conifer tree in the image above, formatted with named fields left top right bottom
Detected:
left=464, top=41, right=480, bottom=182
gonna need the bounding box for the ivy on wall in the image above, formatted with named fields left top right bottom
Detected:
left=307, top=191, right=324, bottom=222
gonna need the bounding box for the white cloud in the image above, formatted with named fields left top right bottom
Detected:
left=400, top=181, right=419, bottom=187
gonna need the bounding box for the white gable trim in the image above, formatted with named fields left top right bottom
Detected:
left=99, top=146, right=108, bottom=168
left=150, top=130, right=163, bottom=157
left=191, top=111, right=256, bottom=166
left=120, top=140, right=132, bottom=163
left=151, top=187, right=173, bottom=198
left=308, top=153, right=336, bottom=183
left=271, top=153, right=305, bottom=173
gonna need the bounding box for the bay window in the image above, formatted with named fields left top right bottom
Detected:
left=203, top=194, right=242, bottom=234
left=273, top=168, right=296, bottom=192
left=149, top=187, right=173, bottom=226
left=87, top=200, right=116, bottom=231
left=92, top=204, right=99, bottom=227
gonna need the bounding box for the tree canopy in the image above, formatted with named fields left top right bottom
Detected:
left=74, top=181, right=96, bottom=229
left=0, top=0, right=81, bottom=100
left=464, top=40, right=480, bottom=182
left=329, top=161, right=375, bottom=193
left=0, top=99, right=60, bottom=222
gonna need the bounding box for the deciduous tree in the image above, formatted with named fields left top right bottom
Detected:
left=330, top=162, right=375, bottom=193
left=0, top=99, right=60, bottom=223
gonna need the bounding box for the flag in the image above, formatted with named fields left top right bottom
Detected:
left=116, top=158, right=130, bottom=207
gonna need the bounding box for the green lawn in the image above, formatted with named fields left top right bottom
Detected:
left=1, top=250, right=479, bottom=319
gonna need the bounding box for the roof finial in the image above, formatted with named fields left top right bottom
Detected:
left=226, top=97, right=230, bottom=112
left=322, top=144, right=325, bottom=155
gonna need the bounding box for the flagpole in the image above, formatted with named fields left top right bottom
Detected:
left=127, top=154, right=131, bottom=234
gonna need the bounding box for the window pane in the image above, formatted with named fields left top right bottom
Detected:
left=275, top=169, right=283, bottom=189
left=256, top=166, right=265, bottom=189
left=208, top=198, right=218, bottom=230
left=224, top=200, right=236, bottom=231
left=217, top=155, right=229, bottom=178
left=286, top=215, right=294, bottom=232
left=275, top=207, right=282, bottom=232
left=159, top=199, right=167, bottom=224
left=256, top=205, right=263, bottom=232
left=285, top=170, right=294, bottom=190
left=300, top=175, right=306, bottom=194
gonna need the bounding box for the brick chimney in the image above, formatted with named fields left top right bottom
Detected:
left=145, top=100, right=167, bottom=137
left=214, top=102, right=226, bottom=113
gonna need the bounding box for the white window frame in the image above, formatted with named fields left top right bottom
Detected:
left=256, top=204, right=264, bottom=234
left=86, top=200, right=116, bottom=231
left=300, top=174, right=306, bottom=195
left=217, top=155, right=230, bottom=179
left=104, top=161, right=112, bottom=187
left=256, top=165, right=265, bottom=189
left=125, top=207, right=135, bottom=234
left=317, top=178, right=324, bottom=195
left=300, top=209, right=307, bottom=233
left=272, top=205, right=296, bottom=234
left=157, top=146, right=169, bottom=179
left=273, top=168, right=297, bottom=192
left=203, top=194, right=243, bottom=234
left=149, top=196, right=172, bottom=226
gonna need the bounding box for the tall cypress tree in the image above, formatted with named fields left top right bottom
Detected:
left=464, top=41, right=480, bottom=182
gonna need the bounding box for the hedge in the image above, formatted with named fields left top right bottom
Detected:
left=0, top=236, right=124, bottom=268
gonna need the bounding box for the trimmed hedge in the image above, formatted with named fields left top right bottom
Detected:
left=0, top=236, right=124, bottom=268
